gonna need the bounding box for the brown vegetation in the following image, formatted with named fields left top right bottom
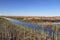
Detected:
left=5, top=16, right=60, bottom=22
left=0, top=17, right=53, bottom=40
left=0, top=16, right=60, bottom=40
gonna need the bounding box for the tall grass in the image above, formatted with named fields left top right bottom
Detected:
left=0, top=17, right=60, bottom=40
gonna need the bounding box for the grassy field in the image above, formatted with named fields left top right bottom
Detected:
left=0, top=16, right=60, bottom=40
left=5, top=16, right=60, bottom=31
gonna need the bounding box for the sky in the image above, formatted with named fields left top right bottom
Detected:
left=0, top=0, right=60, bottom=16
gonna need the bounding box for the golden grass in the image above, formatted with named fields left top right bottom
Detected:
left=0, top=16, right=60, bottom=40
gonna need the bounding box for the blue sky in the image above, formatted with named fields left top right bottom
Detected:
left=0, top=0, right=60, bottom=16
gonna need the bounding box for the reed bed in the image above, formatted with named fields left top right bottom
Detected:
left=0, top=17, right=60, bottom=40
